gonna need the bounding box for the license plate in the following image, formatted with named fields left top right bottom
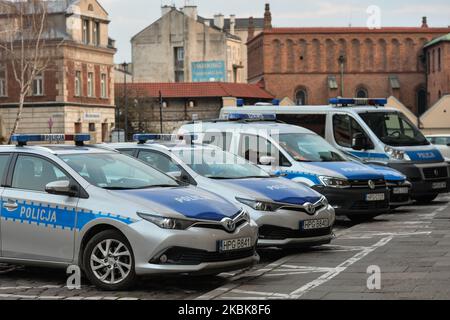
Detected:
left=366, top=193, right=386, bottom=201
left=302, top=219, right=329, bottom=230
left=432, top=182, right=447, bottom=190
left=393, top=187, right=409, bottom=195
left=219, top=237, right=252, bottom=252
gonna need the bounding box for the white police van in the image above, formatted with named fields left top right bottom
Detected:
left=0, top=134, right=259, bottom=290
left=179, top=115, right=390, bottom=222
left=107, top=135, right=336, bottom=248
left=220, top=98, right=450, bottom=203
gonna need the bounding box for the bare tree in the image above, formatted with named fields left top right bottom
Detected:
left=0, top=0, right=57, bottom=142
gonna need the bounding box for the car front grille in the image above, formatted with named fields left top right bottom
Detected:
left=259, top=225, right=332, bottom=240
left=152, top=247, right=256, bottom=265
left=350, top=200, right=389, bottom=211
left=390, top=194, right=410, bottom=204
left=349, top=179, right=386, bottom=189
left=422, top=167, right=449, bottom=180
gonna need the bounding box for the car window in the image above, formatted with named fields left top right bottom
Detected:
left=333, top=114, right=374, bottom=149
left=12, top=155, right=70, bottom=192
left=137, top=150, right=181, bottom=173
left=202, top=132, right=233, bottom=151
left=117, top=149, right=136, bottom=156
left=0, top=154, right=10, bottom=183
left=238, top=134, right=291, bottom=167
left=276, top=114, right=327, bottom=138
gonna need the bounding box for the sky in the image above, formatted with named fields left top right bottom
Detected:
left=99, top=0, right=450, bottom=63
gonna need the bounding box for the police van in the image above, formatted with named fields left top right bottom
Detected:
left=220, top=98, right=450, bottom=203
left=179, top=115, right=390, bottom=222
left=0, top=134, right=259, bottom=290
left=107, top=135, right=336, bottom=248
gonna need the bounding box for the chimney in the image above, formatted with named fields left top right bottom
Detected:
left=230, top=14, right=236, bottom=35
left=183, top=5, right=198, bottom=21
left=264, top=3, right=272, bottom=30
left=214, top=14, right=225, bottom=30
left=161, top=5, right=173, bottom=16
left=248, top=16, right=255, bottom=41
left=421, top=16, right=429, bottom=28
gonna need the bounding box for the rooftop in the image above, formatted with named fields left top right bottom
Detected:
left=115, top=82, right=274, bottom=99
left=424, top=33, right=450, bottom=48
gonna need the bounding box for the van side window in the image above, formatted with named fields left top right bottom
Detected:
left=238, top=134, right=291, bottom=167
left=276, top=114, right=327, bottom=138
left=333, top=115, right=374, bottom=149
left=202, top=132, right=233, bottom=151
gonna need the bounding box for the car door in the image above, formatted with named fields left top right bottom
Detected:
left=1, top=153, right=79, bottom=263
left=0, top=153, right=12, bottom=257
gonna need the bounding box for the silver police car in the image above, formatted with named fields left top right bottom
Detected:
left=107, top=135, right=335, bottom=248
left=0, top=134, right=259, bottom=291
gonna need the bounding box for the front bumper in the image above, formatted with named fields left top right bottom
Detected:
left=128, top=220, right=259, bottom=276
left=312, top=186, right=390, bottom=216
left=248, top=205, right=336, bottom=248
left=387, top=181, right=412, bottom=206
left=388, top=162, right=450, bottom=198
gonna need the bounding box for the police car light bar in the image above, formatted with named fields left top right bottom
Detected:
left=11, top=134, right=91, bottom=147
left=329, top=98, right=388, bottom=107
left=226, top=113, right=277, bottom=121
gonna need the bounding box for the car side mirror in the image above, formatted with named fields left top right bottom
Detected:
left=259, top=156, right=276, bottom=166
left=45, top=181, right=78, bottom=197
left=446, top=143, right=450, bottom=147
left=168, top=171, right=191, bottom=184
left=352, top=133, right=368, bottom=151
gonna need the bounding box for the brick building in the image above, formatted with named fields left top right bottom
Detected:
left=247, top=4, right=450, bottom=115
left=114, top=82, right=273, bottom=135
left=0, top=0, right=116, bottom=143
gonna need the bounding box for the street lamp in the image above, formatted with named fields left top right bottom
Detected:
left=122, top=62, right=129, bottom=141
left=338, top=55, right=346, bottom=97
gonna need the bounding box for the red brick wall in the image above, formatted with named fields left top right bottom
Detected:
left=427, top=42, right=450, bottom=106
left=248, top=28, right=450, bottom=114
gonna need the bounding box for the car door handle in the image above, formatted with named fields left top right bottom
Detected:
left=3, top=201, right=18, bottom=211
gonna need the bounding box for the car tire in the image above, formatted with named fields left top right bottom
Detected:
left=83, top=229, right=136, bottom=291
left=414, top=194, right=438, bottom=204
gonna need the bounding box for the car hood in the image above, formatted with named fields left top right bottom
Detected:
left=215, top=177, right=323, bottom=205
left=303, top=161, right=384, bottom=180
left=116, top=186, right=240, bottom=222
left=366, top=164, right=406, bottom=182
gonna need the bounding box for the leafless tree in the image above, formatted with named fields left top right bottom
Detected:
left=0, top=0, right=58, bottom=142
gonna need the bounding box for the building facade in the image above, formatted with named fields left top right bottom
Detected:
left=115, top=82, right=273, bottom=135
left=0, top=0, right=116, bottom=143
left=247, top=5, right=450, bottom=115
left=131, top=5, right=262, bottom=84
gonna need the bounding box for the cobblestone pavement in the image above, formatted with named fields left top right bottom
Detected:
left=0, top=194, right=449, bottom=300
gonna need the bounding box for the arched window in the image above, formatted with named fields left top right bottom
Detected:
left=416, top=87, right=427, bottom=115
left=356, top=86, right=369, bottom=98
left=295, top=87, right=308, bottom=105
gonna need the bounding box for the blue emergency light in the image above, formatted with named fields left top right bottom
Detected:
left=329, top=98, right=388, bottom=107
left=236, top=99, right=245, bottom=107
left=227, top=113, right=277, bottom=121
left=11, top=134, right=91, bottom=147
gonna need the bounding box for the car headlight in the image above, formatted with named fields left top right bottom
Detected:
left=137, top=212, right=196, bottom=230
left=385, top=146, right=411, bottom=161
left=319, top=176, right=350, bottom=188
left=236, top=197, right=282, bottom=212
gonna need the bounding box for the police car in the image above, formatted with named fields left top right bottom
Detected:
left=107, top=135, right=335, bottom=248
left=179, top=115, right=390, bottom=222
left=0, top=134, right=259, bottom=291
left=343, top=151, right=412, bottom=208
left=220, top=98, right=450, bottom=204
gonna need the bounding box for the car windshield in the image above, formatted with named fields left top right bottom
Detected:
left=59, top=153, right=179, bottom=190
left=359, top=112, right=429, bottom=147
left=173, top=148, right=270, bottom=179
left=274, top=133, right=347, bottom=162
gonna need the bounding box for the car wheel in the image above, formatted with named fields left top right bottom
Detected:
left=83, top=230, right=136, bottom=291
left=414, top=194, right=438, bottom=204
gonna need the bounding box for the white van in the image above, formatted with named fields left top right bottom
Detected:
left=220, top=98, right=450, bottom=203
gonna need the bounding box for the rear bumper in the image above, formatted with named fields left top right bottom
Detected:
left=313, top=186, right=389, bottom=216
left=388, top=162, right=450, bottom=198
